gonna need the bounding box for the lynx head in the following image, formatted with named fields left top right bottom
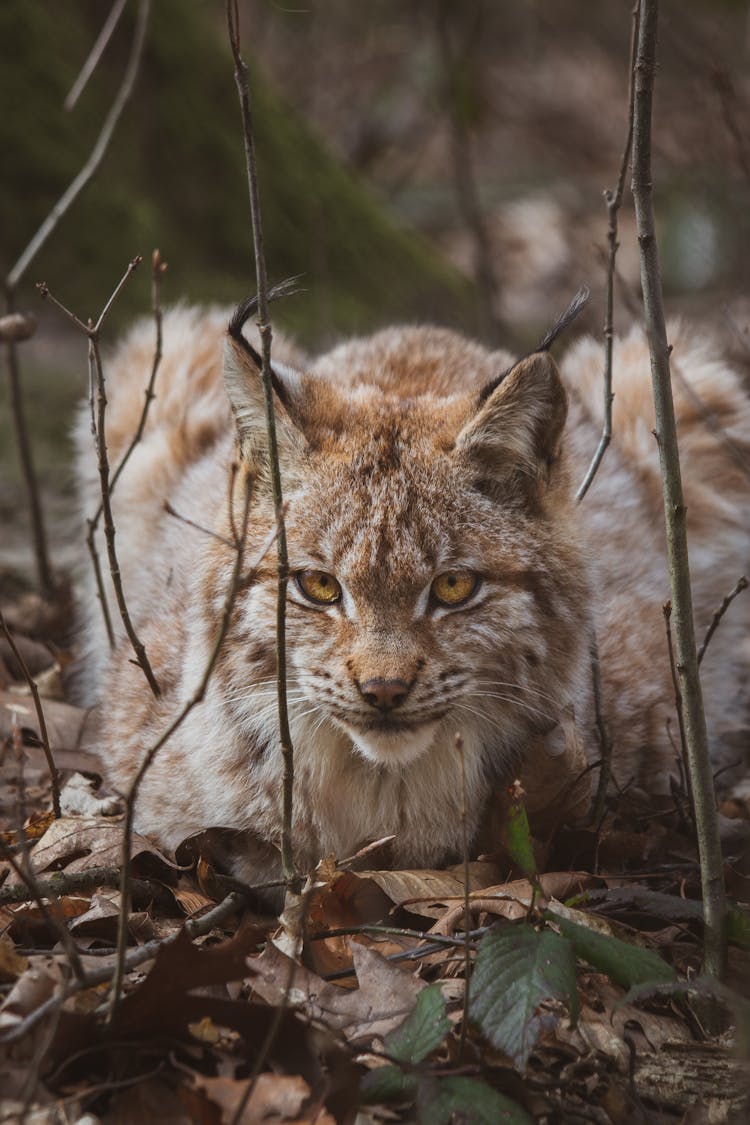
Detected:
left=217, top=317, right=591, bottom=777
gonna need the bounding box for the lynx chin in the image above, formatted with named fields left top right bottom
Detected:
left=75, top=306, right=750, bottom=887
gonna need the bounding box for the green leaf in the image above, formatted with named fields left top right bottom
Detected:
left=548, top=910, right=677, bottom=988
left=503, top=788, right=537, bottom=879
left=360, top=1064, right=418, bottom=1105
left=417, top=1076, right=534, bottom=1125
left=385, top=983, right=451, bottom=1065
left=469, top=926, right=578, bottom=1068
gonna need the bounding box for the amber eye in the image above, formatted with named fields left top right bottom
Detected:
left=431, top=570, right=479, bottom=607
left=295, top=569, right=342, bottom=605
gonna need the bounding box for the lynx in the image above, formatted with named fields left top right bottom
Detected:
left=74, top=304, right=750, bottom=886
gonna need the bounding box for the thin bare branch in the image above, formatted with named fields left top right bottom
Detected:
left=163, top=501, right=235, bottom=547
left=697, top=576, right=748, bottom=668
left=85, top=516, right=115, bottom=648
left=662, top=601, right=692, bottom=817
left=0, top=890, right=248, bottom=1048
left=79, top=251, right=166, bottom=646
left=456, top=732, right=471, bottom=1062
left=229, top=887, right=310, bottom=1125
left=0, top=864, right=171, bottom=908
left=0, top=611, right=60, bottom=818
left=3, top=1, right=149, bottom=598
left=64, top=0, right=129, bottom=111
left=3, top=288, right=54, bottom=595
left=108, top=472, right=258, bottom=1020
left=88, top=262, right=161, bottom=698
left=36, top=282, right=90, bottom=334
left=226, top=0, right=296, bottom=888
left=42, top=260, right=161, bottom=690
left=0, top=841, right=86, bottom=985
left=577, top=3, right=639, bottom=503
left=631, top=0, right=726, bottom=979
left=7, top=0, right=150, bottom=290
left=107, top=249, right=166, bottom=496
left=1, top=737, right=84, bottom=981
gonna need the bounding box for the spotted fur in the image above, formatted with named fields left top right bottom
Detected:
left=74, top=310, right=750, bottom=885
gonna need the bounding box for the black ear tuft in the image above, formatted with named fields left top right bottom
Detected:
left=227, top=276, right=303, bottom=342
left=536, top=286, right=590, bottom=353
left=227, top=278, right=304, bottom=409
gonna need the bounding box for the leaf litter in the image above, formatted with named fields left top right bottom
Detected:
left=0, top=614, right=749, bottom=1123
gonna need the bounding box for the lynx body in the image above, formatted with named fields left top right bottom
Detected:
left=75, top=309, right=750, bottom=883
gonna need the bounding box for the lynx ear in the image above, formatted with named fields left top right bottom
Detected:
left=456, top=351, right=568, bottom=487
left=223, top=334, right=305, bottom=477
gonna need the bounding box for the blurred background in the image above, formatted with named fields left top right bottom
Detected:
left=1, top=0, right=749, bottom=582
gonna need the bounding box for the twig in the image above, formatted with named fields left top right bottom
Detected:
left=588, top=631, right=613, bottom=827
left=662, top=601, right=693, bottom=819
left=3, top=287, right=54, bottom=595
left=308, top=922, right=490, bottom=949
left=0, top=842, right=86, bottom=984
left=227, top=0, right=296, bottom=888
left=631, top=0, right=726, bottom=979
left=230, top=878, right=317, bottom=1125
left=81, top=251, right=166, bottom=648
left=0, top=865, right=172, bottom=909
left=1, top=740, right=85, bottom=982
left=322, top=930, right=490, bottom=983
left=0, top=891, right=247, bottom=1048
left=7, top=0, right=150, bottom=291
left=697, top=576, right=748, bottom=668
left=85, top=515, right=115, bottom=649
left=3, top=0, right=149, bottom=598
left=40, top=260, right=162, bottom=697
left=64, top=0, right=129, bottom=111
left=229, top=919, right=300, bottom=1125
left=163, top=502, right=234, bottom=548
left=0, top=611, right=60, bottom=818
left=107, top=472, right=256, bottom=1020
left=576, top=3, right=639, bottom=502
left=108, top=249, right=166, bottom=497
left=90, top=269, right=161, bottom=698
left=456, top=733, right=471, bottom=1060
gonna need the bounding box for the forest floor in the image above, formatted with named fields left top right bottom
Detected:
left=2, top=3, right=750, bottom=1122
left=0, top=575, right=749, bottom=1124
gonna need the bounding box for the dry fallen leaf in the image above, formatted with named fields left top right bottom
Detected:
left=352, top=861, right=502, bottom=920
left=12, top=814, right=178, bottom=879
left=0, top=959, right=61, bottom=1034
left=0, top=935, right=28, bottom=982
left=248, top=939, right=424, bottom=1046
left=429, top=871, right=599, bottom=936
left=0, top=690, right=87, bottom=751
left=192, top=1072, right=335, bottom=1125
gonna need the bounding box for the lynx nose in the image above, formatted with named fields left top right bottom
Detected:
left=358, top=677, right=411, bottom=712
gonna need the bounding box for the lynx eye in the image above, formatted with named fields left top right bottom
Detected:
left=431, top=570, right=479, bottom=607
left=295, top=569, right=342, bottom=605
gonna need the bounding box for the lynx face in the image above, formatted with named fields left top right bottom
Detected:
left=216, top=333, right=591, bottom=777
